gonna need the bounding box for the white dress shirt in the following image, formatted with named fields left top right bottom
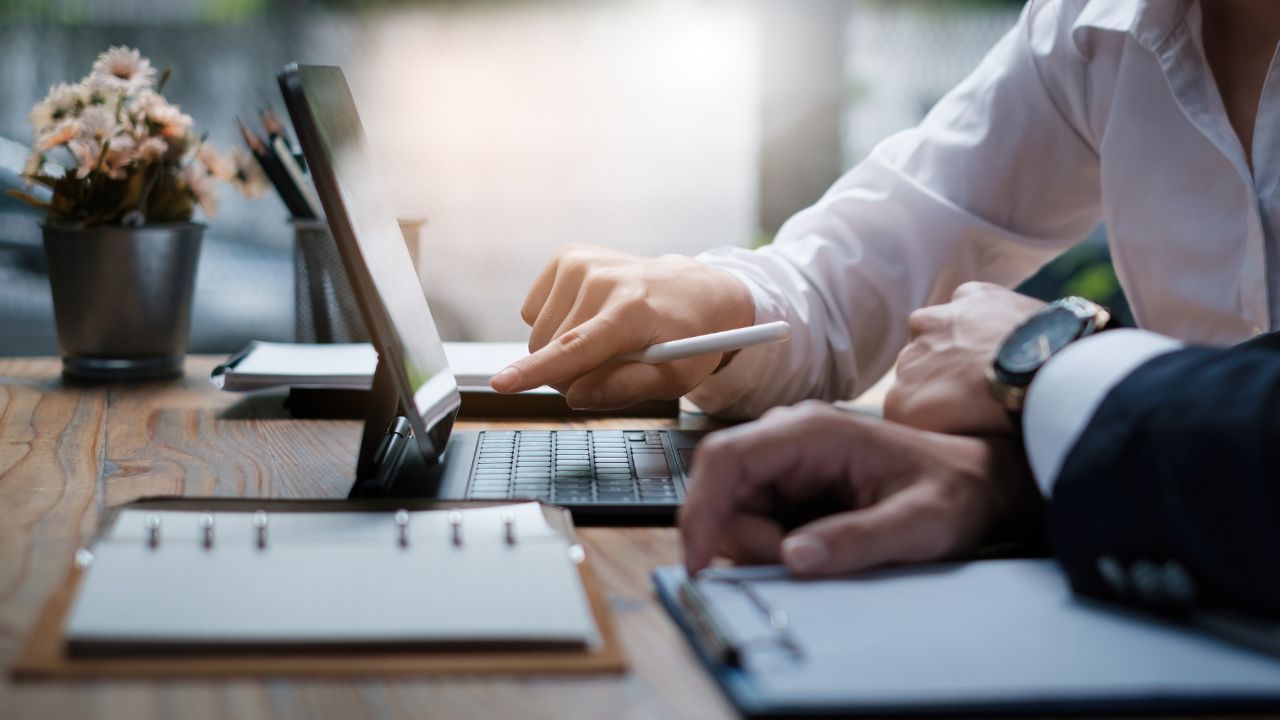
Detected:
left=688, top=0, right=1278, bottom=421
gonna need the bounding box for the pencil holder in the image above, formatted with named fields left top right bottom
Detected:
left=292, top=218, right=425, bottom=343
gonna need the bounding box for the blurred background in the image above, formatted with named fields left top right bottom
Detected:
left=0, top=0, right=1125, bottom=357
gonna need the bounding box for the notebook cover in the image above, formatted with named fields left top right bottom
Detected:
left=11, top=499, right=625, bottom=679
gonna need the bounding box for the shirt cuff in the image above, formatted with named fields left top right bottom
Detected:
left=683, top=252, right=784, bottom=418
left=1023, top=329, right=1184, bottom=496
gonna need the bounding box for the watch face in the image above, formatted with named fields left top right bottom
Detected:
left=997, top=307, right=1085, bottom=375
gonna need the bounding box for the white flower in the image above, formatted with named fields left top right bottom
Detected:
left=229, top=147, right=270, bottom=199
left=28, top=82, right=90, bottom=134
left=99, top=135, right=137, bottom=180
left=77, top=105, right=121, bottom=145
left=34, top=120, right=79, bottom=153
left=136, top=137, right=169, bottom=164
left=195, top=144, right=234, bottom=182
left=181, top=161, right=219, bottom=216
left=68, top=138, right=102, bottom=179
left=68, top=127, right=136, bottom=180
left=136, top=95, right=192, bottom=140
left=90, top=46, right=156, bottom=94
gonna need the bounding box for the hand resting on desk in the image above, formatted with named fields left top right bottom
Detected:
left=489, top=244, right=754, bottom=410
left=680, top=401, right=1042, bottom=576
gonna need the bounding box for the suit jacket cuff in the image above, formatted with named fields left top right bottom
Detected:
left=1023, top=329, right=1184, bottom=496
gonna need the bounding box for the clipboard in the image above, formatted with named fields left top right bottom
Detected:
left=654, top=561, right=1280, bottom=717
left=12, top=498, right=625, bottom=680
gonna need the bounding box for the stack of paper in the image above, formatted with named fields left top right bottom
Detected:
left=212, top=341, right=533, bottom=391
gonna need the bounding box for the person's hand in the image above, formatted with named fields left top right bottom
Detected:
left=680, top=401, right=1042, bottom=576
left=490, top=244, right=755, bottom=410
left=884, top=282, right=1044, bottom=435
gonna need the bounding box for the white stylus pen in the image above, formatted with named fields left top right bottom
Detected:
left=614, top=321, right=792, bottom=364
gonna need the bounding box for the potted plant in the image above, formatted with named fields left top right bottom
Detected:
left=9, top=46, right=267, bottom=381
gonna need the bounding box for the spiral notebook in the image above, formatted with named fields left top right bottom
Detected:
left=15, top=498, right=625, bottom=678
left=59, top=502, right=597, bottom=656
left=12, top=497, right=627, bottom=676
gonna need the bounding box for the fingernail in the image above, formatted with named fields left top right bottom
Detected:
left=782, top=534, right=828, bottom=574
left=490, top=366, right=521, bottom=392
left=569, top=387, right=601, bottom=410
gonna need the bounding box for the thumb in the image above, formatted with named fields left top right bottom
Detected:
left=780, top=486, right=951, bottom=576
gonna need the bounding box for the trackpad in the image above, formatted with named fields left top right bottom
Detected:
left=678, top=448, right=694, bottom=474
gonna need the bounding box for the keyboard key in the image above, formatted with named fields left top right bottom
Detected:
left=555, top=487, right=594, bottom=495
left=639, top=487, right=676, bottom=495
left=633, top=452, right=672, bottom=479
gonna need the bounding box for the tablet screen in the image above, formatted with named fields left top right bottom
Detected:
left=281, top=65, right=459, bottom=462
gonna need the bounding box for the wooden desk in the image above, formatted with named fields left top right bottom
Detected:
left=0, top=356, right=735, bottom=720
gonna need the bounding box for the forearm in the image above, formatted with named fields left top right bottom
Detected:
left=689, top=0, right=1104, bottom=419
left=1029, top=333, right=1280, bottom=617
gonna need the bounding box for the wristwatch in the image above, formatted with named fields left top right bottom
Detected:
left=987, top=296, right=1113, bottom=416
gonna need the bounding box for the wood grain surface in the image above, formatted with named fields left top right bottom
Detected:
left=0, top=356, right=735, bottom=720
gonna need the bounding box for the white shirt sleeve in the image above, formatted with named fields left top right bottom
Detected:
left=1022, top=329, right=1185, bottom=496
left=685, top=0, right=1104, bottom=419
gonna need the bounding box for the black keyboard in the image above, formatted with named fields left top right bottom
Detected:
left=466, top=430, right=678, bottom=504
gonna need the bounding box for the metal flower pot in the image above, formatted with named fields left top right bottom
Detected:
left=42, top=223, right=203, bottom=381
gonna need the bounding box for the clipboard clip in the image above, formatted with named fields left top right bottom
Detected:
left=675, top=566, right=803, bottom=666
left=677, top=571, right=805, bottom=668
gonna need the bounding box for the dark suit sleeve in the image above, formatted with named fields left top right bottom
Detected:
left=1049, top=333, right=1280, bottom=619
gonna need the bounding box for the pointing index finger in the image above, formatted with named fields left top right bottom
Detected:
left=489, top=314, right=642, bottom=394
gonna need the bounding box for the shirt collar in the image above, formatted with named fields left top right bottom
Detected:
left=1070, top=0, right=1195, bottom=53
